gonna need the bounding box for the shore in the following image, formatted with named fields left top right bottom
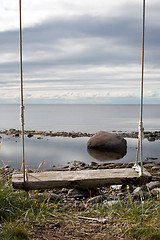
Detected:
left=1, top=128, right=160, bottom=142
left=0, top=129, right=160, bottom=239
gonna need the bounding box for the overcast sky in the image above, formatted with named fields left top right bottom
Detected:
left=0, top=0, right=160, bottom=104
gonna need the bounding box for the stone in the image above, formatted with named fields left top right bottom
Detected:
left=133, top=187, right=143, bottom=198
left=152, top=166, right=160, bottom=171
left=143, top=163, right=155, bottom=168
left=151, top=188, right=160, bottom=195
left=49, top=193, right=62, bottom=203
left=144, top=157, right=158, bottom=162
left=87, top=131, right=127, bottom=159
left=103, top=200, right=119, bottom=207
left=110, top=185, right=122, bottom=190
left=148, top=137, right=155, bottom=142
left=27, top=133, right=33, bottom=138
left=146, top=181, right=160, bottom=190
left=71, top=160, right=87, bottom=167
left=87, top=195, right=104, bottom=205
left=14, top=133, right=19, bottom=137
left=151, top=177, right=160, bottom=182
left=67, top=189, right=90, bottom=199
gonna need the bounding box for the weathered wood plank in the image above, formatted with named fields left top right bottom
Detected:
left=12, top=168, right=152, bottom=190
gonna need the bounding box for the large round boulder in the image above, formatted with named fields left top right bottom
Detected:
left=87, top=131, right=127, bottom=158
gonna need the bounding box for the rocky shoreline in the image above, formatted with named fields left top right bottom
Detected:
left=1, top=159, right=160, bottom=211
left=1, top=128, right=160, bottom=142
left=49, top=160, right=160, bottom=207
left=1, top=129, right=160, bottom=206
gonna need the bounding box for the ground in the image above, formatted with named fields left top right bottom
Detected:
left=31, top=221, right=125, bottom=240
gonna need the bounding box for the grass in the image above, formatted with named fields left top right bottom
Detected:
left=0, top=222, right=29, bottom=240
left=0, top=169, right=160, bottom=240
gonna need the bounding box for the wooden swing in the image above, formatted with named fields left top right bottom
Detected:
left=12, top=0, right=151, bottom=191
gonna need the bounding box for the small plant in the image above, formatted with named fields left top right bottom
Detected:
left=0, top=169, right=160, bottom=240
left=1, top=222, right=29, bottom=240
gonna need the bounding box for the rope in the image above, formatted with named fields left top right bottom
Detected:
left=134, top=0, right=145, bottom=176
left=19, top=0, right=27, bottom=188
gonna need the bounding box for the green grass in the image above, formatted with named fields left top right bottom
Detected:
left=0, top=169, right=160, bottom=240
left=80, top=192, right=160, bottom=240
left=0, top=222, right=29, bottom=240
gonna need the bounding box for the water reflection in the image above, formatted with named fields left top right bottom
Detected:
left=0, top=135, right=159, bottom=169
left=87, top=148, right=126, bottom=161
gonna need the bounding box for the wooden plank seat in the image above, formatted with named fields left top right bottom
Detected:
left=12, top=168, right=152, bottom=190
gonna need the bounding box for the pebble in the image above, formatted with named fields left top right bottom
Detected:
left=110, top=185, right=122, bottom=190
left=49, top=193, right=62, bottom=203
left=27, top=133, right=33, bottom=138
left=151, top=188, right=160, bottom=195
left=133, top=187, right=143, bottom=198
left=152, top=166, right=160, bottom=171
left=103, top=200, right=119, bottom=207
left=87, top=195, right=104, bottom=205
left=146, top=181, right=160, bottom=190
left=67, top=189, right=91, bottom=199
left=143, top=163, right=155, bottom=168
left=133, top=187, right=151, bottom=199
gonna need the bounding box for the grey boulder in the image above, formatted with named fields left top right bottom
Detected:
left=87, top=131, right=127, bottom=159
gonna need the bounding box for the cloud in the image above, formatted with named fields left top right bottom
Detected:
left=0, top=1, right=160, bottom=104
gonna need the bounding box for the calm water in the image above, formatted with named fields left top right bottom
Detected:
left=0, top=135, right=160, bottom=170
left=0, top=104, right=160, bottom=132
left=0, top=104, right=160, bottom=169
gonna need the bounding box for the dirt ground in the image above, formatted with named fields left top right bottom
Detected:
left=31, top=222, right=119, bottom=240
left=30, top=216, right=134, bottom=240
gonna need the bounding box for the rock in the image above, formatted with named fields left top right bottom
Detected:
left=152, top=166, right=160, bottom=171
left=151, top=188, right=160, bottom=195
left=87, top=195, right=104, bottom=205
left=9, top=129, right=16, bottom=133
left=27, top=133, right=33, bottom=138
left=14, top=133, right=19, bottom=137
left=67, top=189, right=90, bottom=199
left=146, top=181, right=160, bottom=190
left=143, top=163, right=155, bottom=168
left=103, top=200, right=119, bottom=207
left=87, top=131, right=127, bottom=159
left=133, top=187, right=143, bottom=198
left=49, top=193, right=62, bottom=203
left=52, top=165, right=69, bottom=171
left=88, top=162, right=98, bottom=168
left=151, top=177, right=160, bottom=182
left=71, top=160, right=87, bottom=168
left=110, top=185, right=122, bottom=190
left=145, top=157, right=158, bottom=161
left=89, top=161, right=98, bottom=166
left=148, top=137, right=155, bottom=142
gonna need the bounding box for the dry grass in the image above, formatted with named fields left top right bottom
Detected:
left=0, top=169, right=159, bottom=240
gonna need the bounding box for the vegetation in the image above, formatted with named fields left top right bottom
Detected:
left=0, top=169, right=160, bottom=240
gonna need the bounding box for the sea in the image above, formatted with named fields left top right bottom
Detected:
left=0, top=104, right=160, bottom=170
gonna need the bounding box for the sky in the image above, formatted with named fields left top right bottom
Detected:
left=0, top=0, right=160, bottom=104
